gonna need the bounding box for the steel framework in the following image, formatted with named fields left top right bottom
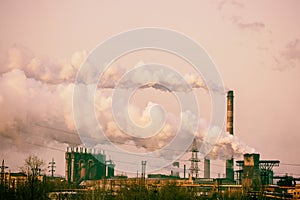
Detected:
left=189, top=139, right=200, bottom=178
left=236, top=160, right=280, bottom=185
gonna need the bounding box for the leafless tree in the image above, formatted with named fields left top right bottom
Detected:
left=20, top=154, right=46, bottom=176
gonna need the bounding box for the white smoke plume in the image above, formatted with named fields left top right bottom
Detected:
left=0, top=45, right=214, bottom=93
left=1, top=44, right=87, bottom=84
left=0, top=44, right=86, bottom=153
left=97, top=60, right=209, bottom=92
left=204, top=131, right=255, bottom=160
left=0, top=45, right=252, bottom=163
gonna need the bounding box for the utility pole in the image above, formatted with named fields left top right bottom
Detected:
left=1, top=160, right=8, bottom=193
left=48, top=158, right=56, bottom=177
left=0, top=160, right=8, bottom=174
left=1, top=160, right=8, bottom=183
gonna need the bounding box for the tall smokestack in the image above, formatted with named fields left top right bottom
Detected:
left=227, top=90, right=234, bottom=135
left=204, top=158, right=210, bottom=178
left=226, top=90, right=234, bottom=181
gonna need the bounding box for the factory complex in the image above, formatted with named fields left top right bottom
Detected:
left=1, top=90, right=300, bottom=199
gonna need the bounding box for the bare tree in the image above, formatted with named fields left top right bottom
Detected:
left=20, top=155, right=46, bottom=176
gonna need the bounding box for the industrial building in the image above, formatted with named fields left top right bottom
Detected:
left=65, top=147, right=115, bottom=184
left=236, top=154, right=280, bottom=186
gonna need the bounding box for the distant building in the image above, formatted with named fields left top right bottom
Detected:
left=1, top=172, right=28, bottom=190
left=65, top=147, right=115, bottom=184
left=148, top=174, right=180, bottom=179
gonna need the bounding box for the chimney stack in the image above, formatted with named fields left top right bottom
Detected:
left=226, top=90, right=234, bottom=181
left=204, top=158, right=210, bottom=178
left=227, top=90, right=234, bottom=135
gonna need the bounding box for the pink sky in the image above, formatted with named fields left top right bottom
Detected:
left=0, top=0, right=299, bottom=177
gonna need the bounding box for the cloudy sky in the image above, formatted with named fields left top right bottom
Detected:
left=0, top=0, right=299, bottom=177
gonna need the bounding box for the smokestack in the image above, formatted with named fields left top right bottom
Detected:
left=226, top=90, right=234, bottom=181
left=227, top=90, right=234, bottom=135
left=204, top=158, right=210, bottom=178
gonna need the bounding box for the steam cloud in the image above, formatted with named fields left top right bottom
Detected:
left=0, top=45, right=253, bottom=163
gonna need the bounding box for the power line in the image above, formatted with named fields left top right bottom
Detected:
left=35, top=123, right=193, bottom=152
left=33, top=123, right=248, bottom=165
left=0, top=127, right=243, bottom=170
left=280, top=163, right=300, bottom=167
left=5, top=132, right=300, bottom=178
left=5, top=123, right=300, bottom=176
left=274, top=172, right=300, bottom=176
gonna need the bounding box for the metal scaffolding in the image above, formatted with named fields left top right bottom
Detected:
left=189, top=139, right=200, bottom=178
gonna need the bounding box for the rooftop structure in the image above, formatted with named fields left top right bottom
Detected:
left=65, top=147, right=115, bottom=184
left=236, top=154, right=280, bottom=186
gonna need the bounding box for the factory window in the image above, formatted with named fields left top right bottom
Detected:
left=88, top=160, right=94, bottom=167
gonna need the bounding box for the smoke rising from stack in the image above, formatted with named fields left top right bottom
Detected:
left=0, top=45, right=254, bottom=162
left=199, top=131, right=255, bottom=160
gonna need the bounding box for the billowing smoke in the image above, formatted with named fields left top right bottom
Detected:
left=203, top=131, right=255, bottom=160
left=97, top=60, right=209, bottom=92
left=0, top=44, right=85, bottom=152
left=0, top=45, right=252, bottom=164
left=1, top=44, right=87, bottom=84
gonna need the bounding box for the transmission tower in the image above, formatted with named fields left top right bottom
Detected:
left=1, top=160, right=8, bottom=174
left=189, top=138, right=200, bottom=178
left=48, top=158, right=56, bottom=177
left=1, top=160, right=8, bottom=184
